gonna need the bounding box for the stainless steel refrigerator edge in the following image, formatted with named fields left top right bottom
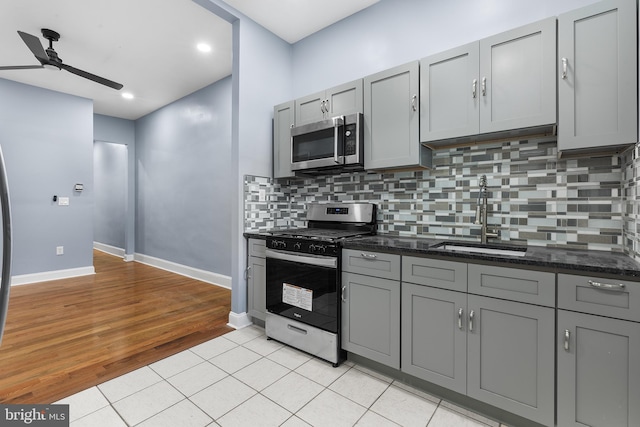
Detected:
left=0, top=145, right=13, bottom=346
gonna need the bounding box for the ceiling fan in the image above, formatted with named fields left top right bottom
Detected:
left=0, top=29, right=123, bottom=90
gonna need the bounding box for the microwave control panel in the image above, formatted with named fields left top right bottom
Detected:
left=344, top=123, right=357, bottom=156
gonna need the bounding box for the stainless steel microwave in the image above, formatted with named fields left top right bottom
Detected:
left=290, top=113, right=363, bottom=173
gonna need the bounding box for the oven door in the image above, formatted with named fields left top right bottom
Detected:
left=290, top=116, right=344, bottom=171
left=266, top=249, right=339, bottom=333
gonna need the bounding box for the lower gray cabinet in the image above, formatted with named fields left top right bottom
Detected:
left=557, top=310, right=640, bottom=427
left=341, top=271, right=400, bottom=368
left=247, top=239, right=266, bottom=321
left=467, top=295, right=555, bottom=427
left=401, top=283, right=467, bottom=394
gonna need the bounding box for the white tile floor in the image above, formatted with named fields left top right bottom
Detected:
left=56, top=326, right=509, bottom=427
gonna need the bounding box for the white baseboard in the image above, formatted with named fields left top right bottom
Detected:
left=134, top=253, right=231, bottom=289
left=227, top=311, right=252, bottom=329
left=11, top=266, right=96, bottom=286
left=93, top=242, right=125, bottom=258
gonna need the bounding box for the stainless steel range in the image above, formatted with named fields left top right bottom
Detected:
left=265, top=202, right=377, bottom=366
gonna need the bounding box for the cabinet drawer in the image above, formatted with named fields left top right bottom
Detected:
left=342, top=249, right=400, bottom=281
left=468, top=264, right=555, bottom=307
left=248, top=238, right=266, bottom=258
left=558, top=273, right=640, bottom=322
left=402, top=256, right=468, bottom=292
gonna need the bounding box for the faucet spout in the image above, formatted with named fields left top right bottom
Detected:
left=475, top=175, right=498, bottom=244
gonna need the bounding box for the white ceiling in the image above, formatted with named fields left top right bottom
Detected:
left=0, top=0, right=379, bottom=120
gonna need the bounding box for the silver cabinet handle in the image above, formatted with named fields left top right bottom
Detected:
left=245, top=266, right=252, bottom=280
left=325, top=99, right=330, bottom=113
left=472, top=79, right=477, bottom=99
left=561, top=58, right=568, bottom=80
left=361, top=253, right=377, bottom=260
left=564, top=329, right=570, bottom=351
left=481, top=77, right=486, bottom=96
left=411, top=94, right=417, bottom=111
left=469, top=310, right=475, bottom=332
left=333, top=115, right=344, bottom=165
left=588, top=280, right=625, bottom=291
left=320, top=100, right=326, bottom=113
left=341, top=285, right=347, bottom=302
left=458, top=308, right=464, bottom=330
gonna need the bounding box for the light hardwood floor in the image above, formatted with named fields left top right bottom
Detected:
left=0, top=250, right=232, bottom=404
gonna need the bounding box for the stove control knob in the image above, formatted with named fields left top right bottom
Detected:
left=318, top=245, right=326, bottom=253
left=294, top=242, right=302, bottom=250
left=279, top=241, right=287, bottom=249
left=309, top=244, right=316, bottom=252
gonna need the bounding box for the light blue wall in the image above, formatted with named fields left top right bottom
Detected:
left=93, top=141, right=127, bottom=249
left=93, top=114, right=136, bottom=256
left=0, top=78, right=94, bottom=276
left=292, top=0, right=600, bottom=97
left=194, top=0, right=294, bottom=318
left=135, top=77, right=233, bottom=275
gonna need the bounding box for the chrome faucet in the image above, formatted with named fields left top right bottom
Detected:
left=474, top=175, right=498, bottom=244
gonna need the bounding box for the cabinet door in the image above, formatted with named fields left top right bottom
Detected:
left=420, top=42, right=479, bottom=142
left=364, top=61, right=422, bottom=170
left=273, top=101, right=295, bottom=179
left=401, top=283, right=467, bottom=394
left=326, top=79, right=363, bottom=118
left=558, top=310, right=640, bottom=427
left=295, top=90, right=325, bottom=126
left=247, top=256, right=266, bottom=321
left=558, top=0, right=637, bottom=151
left=341, top=272, right=400, bottom=368
left=467, top=295, right=555, bottom=426
left=479, top=17, right=556, bottom=133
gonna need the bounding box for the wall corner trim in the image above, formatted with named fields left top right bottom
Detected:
left=227, top=311, right=252, bottom=329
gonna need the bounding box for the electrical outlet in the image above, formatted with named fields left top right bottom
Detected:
left=56, top=246, right=64, bottom=255
left=58, top=197, right=69, bottom=206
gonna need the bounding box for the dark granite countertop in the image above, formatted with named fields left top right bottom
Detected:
left=342, top=235, right=640, bottom=280
left=245, top=231, right=640, bottom=279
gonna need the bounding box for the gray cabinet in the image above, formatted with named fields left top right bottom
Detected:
left=421, top=18, right=556, bottom=144
left=295, top=79, right=363, bottom=126
left=467, top=295, right=555, bottom=427
left=557, top=310, right=640, bottom=427
left=558, top=0, right=637, bottom=153
left=273, top=101, right=295, bottom=179
left=557, top=273, right=640, bottom=426
left=341, top=249, right=401, bottom=369
left=247, top=239, right=266, bottom=322
left=479, top=17, right=556, bottom=134
left=364, top=61, right=431, bottom=170
left=401, top=259, right=554, bottom=426
left=402, top=283, right=467, bottom=394
left=420, top=42, right=479, bottom=142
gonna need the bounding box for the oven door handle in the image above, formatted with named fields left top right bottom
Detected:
left=266, top=249, right=337, bottom=269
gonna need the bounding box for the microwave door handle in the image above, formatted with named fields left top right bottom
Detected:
left=333, top=116, right=344, bottom=164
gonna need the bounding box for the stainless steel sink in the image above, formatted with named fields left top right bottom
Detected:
left=433, top=242, right=527, bottom=257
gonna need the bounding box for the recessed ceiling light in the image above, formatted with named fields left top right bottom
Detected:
left=197, top=43, right=212, bottom=53
left=121, top=92, right=134, bottom=100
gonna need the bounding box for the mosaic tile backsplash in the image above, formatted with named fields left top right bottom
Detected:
left=245, top=137, right=639, bottom=256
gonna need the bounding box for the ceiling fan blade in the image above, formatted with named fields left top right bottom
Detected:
left=0, top=65, right=44, bottom=70
left=58, top=63, right=123, bottom=90
left=17, top=31, right=49, bottom=63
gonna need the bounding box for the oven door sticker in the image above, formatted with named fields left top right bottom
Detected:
left=282, top=283, right=313, bottom=311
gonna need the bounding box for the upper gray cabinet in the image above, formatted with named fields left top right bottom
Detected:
left=364, top=61, right=431, bottom=170
left=558, top=0, right=638, bottom=153
left=420, top=42, right=480, bottom=142
left=421, top=17, right=557, bottom=145
left=295, top=79, right=363, bottom=126
left=273, top=100, right=295, bottom=179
